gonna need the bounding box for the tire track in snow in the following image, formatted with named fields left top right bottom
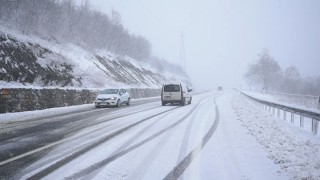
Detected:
left=163, top=96, right=220, bottom=180
left=0, top=99, right=158, bottom=134
left=175, top=99, right=213, bottom=180
left=128, top=123, right=177, bottom=180
left=129, top=98, right=216, bottom=180
left=80, top=112, right=173, bottom=179
left=25, top=106, right=180, bottom=179
left=0, top=104, right=162, bottom=167
left=65, top=96, right=211, bottom=179
left=0, top=102, right=161, bottom=166
left=0, top=98, right=158, bottom=131
left=1, top=104, right=166, bottom=179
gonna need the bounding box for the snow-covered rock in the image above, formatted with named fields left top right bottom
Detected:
left=0, top=26, right=190, bottom=89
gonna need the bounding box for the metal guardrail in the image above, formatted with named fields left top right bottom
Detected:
left=241, top=92, right=320, bottom=135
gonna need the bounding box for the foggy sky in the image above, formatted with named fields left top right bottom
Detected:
left=89, top=0, right=320, bottom=90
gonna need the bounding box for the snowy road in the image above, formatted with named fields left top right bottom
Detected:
left=0, top=91, right=289, bottom=179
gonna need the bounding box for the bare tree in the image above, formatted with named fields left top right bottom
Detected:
left=280, top=66, right=301, bottom=93
left=245, top=49, right=282, bottom=91
left=284, top=66, right=300, bottom=81
left=245, top=50, right=320, bottom=95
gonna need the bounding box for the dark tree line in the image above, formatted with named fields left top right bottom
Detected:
left=0, top=0, right=151, bottom=60
left=245, top=49, right=320, bottom=96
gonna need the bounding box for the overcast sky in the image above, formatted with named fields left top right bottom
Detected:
left=89, top=0, right=320, bottom=90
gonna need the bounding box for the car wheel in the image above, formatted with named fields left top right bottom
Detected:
left=126, top=98, right=131, bottom=105
left=116, top=99, right=121, bottom=107
left=95, top=105, right=99, bottom=108
left=162, top=101, right=166, bottom=106
left=189, top=97, right=192, bottom=104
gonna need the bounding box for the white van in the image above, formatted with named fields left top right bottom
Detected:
left=161, top=83, right=192, bottom=106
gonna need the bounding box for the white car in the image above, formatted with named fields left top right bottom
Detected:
left=161, top=83, right=192, bottom=106
left=95, top=88, right=130, bottom=108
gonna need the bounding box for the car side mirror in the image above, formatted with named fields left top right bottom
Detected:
left=188, top=89, right=192, bottom=92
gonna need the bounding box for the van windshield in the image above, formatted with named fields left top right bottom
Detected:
left=164, top=85, right=180, bottom=92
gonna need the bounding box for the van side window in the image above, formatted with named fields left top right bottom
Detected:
left=164, top=85, right=180, bottom=92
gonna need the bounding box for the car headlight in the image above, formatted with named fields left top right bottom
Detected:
left=111, top=97, right=117, bottom=100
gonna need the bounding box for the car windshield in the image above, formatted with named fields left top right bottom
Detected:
left=100, top=89, right=119, bottom=94
left=164, top=85, right=180, bottom=92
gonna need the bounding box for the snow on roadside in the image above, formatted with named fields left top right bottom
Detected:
left=242, top=91, right=320, bottom=114
left=232, top=93, right=320, bottom=179
left=0, top=96, right=159, bottom=123
left=0, top=103, right=94, bottom=123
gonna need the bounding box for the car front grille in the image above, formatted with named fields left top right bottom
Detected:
left=98, top=98, right=111, bottom=101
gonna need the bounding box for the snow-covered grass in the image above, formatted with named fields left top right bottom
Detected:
left=264, top=91, right=319, bottom=109
left=242, top=90, right=320, bottom=114
left=233, top=92, right=320, bottom=179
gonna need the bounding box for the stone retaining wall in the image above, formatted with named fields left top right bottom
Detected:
left=0, top=88, right=160, bottom=113
left=127, top=88, right=160, bottom=99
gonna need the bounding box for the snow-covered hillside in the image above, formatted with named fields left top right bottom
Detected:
left=0, top=26, right=190, bottom=89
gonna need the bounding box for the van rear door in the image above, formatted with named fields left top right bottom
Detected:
left=163, top=84, right=182, bottom=101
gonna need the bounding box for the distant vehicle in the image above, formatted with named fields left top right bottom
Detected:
left=161, top=83, right=192, bottom=106
left=95, top=88, right=130, bottom=108
left=218, top=86, right=223, bottom=91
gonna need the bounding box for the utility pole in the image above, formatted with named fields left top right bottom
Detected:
left=180, top=33, right=186, bottom=72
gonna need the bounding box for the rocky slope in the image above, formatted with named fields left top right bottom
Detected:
left=0, top=27, right=191, bottom=89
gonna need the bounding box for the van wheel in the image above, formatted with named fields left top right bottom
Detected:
left=189, top=97, right=192, bottom=104
left=180, top=98, right=185, bottom=106
left=162, top=101, right=166, bottom=106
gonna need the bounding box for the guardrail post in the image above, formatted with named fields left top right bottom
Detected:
left=300, top=116, right=304, bottom=128
left=243, top=92, right=319, bottom=136
left=312, top=119, right=318, bottom=135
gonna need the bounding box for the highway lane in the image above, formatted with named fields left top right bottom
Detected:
left=0, top=97, right=161, bottom=177
left=0, top=92, right=220, bottom=179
